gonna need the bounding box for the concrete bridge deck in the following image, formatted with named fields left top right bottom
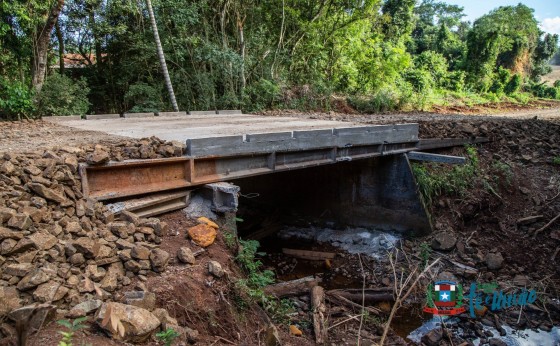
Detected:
left=52, top=113, right=364, bottom=142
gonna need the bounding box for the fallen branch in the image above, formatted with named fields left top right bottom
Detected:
left=533, top=212, right=560, bottom=238
left=327, top=314, right=360, bottom=330
left=325, top=292, right=381, bottom=315
left=264, top=275, right=321, bottom=298
left=326, top=290, right=394, bottom=305
left=311, top=286, right=327, bottom=344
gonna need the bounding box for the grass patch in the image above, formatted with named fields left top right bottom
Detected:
left=412, top=146, right=479, bottom=206
left=234, top=239, right=295, bottom=325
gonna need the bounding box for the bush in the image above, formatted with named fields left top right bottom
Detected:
left=414, top=51, right=449, bottom=87
left=529, top=82, right=558, bottom=99
left=36, top=74, right=90, bottom=117
left=504, top=74, right=522, bottom=95
left=123, top=82, right=163, bottom=113
left=442, top=71, right=466, bottom=92
left=0, top=78, right=35, bottom=120
left=554, top=80, right=560, bottom=88
left=348, top=89, right=399, bottom=113
left=243, top=79, right=281, bottom=112
left=403, top=69, right=435, bottom=92
left=489, top=67, right=511, bottom=94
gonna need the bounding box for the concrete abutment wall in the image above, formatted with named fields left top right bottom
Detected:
left=234, top=154, right=432, bottom=236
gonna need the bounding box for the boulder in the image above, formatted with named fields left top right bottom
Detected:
left=152, top=308, right=178, bottom=328
left=7, top=213, right=32, bottom=230
left=124, top=291, right=156, bottom=311
left=177, top=247, right=196, bottom=264
left=73, top=237, right=100, bottom=259
left=208, top=261, right=224, bottom=278
left=32, top=281, right=69, bottom=302
left=4, top=263, right=34, bottom=277
left=431, top=232, right=457, bottom=251
left=486, top=252, right=504, bottom=270
left=120, top=211, right=140, bottom=226
left=131, top=245, right=150, bottom=260
left=187, top=224, right=217, bottom=247
left=28, top=231, right=57, bottom=250
left=29, top=183, right=68, bottom=204
left=95, top=302, right=160, bottom=342
left=0, top=207, right=16, bottom=224
left=8, top=303, right=56, bottom=333
left=421, top=328, right=443, bottom=346
left=67, top=299, right=102, bottom=318
left=100, top=262, right=124, bottom=292
left=86, top=150, right=109, bottom=165
left=149, top=249, right=169, bottom=273
left=0, top=227, right=23, bottom=241
left=17, top=268, right=51, bottom=291
left=0, top=287, right=21, bottom=317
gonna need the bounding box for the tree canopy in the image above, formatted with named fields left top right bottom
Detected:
left=0, top=0, right=558, bottom=119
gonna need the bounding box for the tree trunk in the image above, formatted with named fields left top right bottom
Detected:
left=55, top=20, right=64, bottom=74
left=237, top=17, right=246, bottom=95
left=32, top=0, right=65, bottom=92
left=145, top=0, right=179, bottom=112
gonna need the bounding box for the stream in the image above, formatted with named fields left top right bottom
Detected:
left=251, top=224, right=560, bottom=345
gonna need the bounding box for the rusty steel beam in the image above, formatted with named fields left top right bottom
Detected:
left=80, top=126, right=488, bottom=201
left=81, top=142, right=418, bottom=201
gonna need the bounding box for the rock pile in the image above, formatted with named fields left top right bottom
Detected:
left=0, top=137, right=185, bottom=340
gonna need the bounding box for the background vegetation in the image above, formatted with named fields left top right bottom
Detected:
left=1, top=0, right=559, bottom=119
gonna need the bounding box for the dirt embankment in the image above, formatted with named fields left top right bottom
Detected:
left=0, top=107, right=559, bottom=346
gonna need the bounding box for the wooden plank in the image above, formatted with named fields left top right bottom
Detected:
left=106, top=190, right=190, bottom=214
left=407, top=151, right=466, bottom=164
left=282, top=248, right=336, bottom=260
left=134, top=199, right=188, bottom=218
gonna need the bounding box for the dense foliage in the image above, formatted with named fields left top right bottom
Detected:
left=0, top=0, right=558, bottom=118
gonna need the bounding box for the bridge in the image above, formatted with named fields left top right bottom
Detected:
left=52, top=113, right=486, bottom=235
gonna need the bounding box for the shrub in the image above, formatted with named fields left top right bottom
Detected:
left=489, top=67, right=511, bottom=94
left=123, top=82, right=163, bottom=113
left=442, top=71, right=466, bottom=92
left=504, top=74, right=522, bottom=95
left=243, top=78, right=281, bottom=112
left=403, top=69, right=435, bottom=92
left=0, top=78, right=35, bottom=120
left=414, top=51, right=449, bottom=87
left=348, top=89, right=399, bottom=113
left=36, top=74, right=90, bottom=117
left=529, top=82, right=558, bottom=99
left=554, top=80, right=560, bottom=88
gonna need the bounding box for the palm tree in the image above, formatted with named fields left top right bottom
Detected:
left=145, top=0, right=179, bottom=112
